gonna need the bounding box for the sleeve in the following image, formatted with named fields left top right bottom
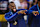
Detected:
left=25, top=6, right=35, bottom=14
left=4, top=12, right=18, bottom=22
left=26, top=6, right=35, bottom=25
left=5, top=12, right=23, bottom=22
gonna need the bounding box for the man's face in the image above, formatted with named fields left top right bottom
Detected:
left=9, top=3, right=15, bottom=9
left=9, top=3, right=16, bottom=12
left=38, top=1, right=40, bottom=7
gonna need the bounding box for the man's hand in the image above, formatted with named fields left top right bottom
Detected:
left=18, top=10, right=27, bottom=15
left=32, top=11, right=39, bottom=16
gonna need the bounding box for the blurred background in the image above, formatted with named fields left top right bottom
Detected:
left=0, top=0, right=38, bottom=27
left=0, top=0, right=8, bottom=27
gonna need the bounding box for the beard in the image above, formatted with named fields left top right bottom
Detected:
left=11, top=9, right=16, bottom=13
left=11, top=9, right=15, bottom=12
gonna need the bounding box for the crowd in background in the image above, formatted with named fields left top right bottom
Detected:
left=0, top=0, right=38, bottom=13
left=0, top=0, right=38, bottom=27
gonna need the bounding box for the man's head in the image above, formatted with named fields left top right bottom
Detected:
left=9, top=2, right=16, bottom=12
left=38, top=0, right=40, bottom=7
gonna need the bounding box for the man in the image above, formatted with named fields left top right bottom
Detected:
left=5, top=2, right=39, bottom=27
left=5, top=2, right=27, bottom=27
left=28, top=0, right=40, bottom=27
left=18, top=0, right=27, bottom=9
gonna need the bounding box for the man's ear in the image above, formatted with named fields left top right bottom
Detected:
left=9, top=5, right=10, bottom=8
left=9, top=5, right=11, bottom=9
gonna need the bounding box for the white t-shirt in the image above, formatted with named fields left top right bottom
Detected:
left=14, top=0, right=21, bottom=9
left=20, top=2, right=27, bottom=9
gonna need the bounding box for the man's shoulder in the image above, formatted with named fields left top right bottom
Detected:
left=5, top=11, right=13, bottom=15
left=30, top=5, right=37, bottom=10
left=32, top=5, right=37, bottom=8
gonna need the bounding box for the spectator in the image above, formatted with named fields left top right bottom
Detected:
left=29, top=0, right=33, bottom=9
left=0, top=1, right=8, bottom=27
left=33, top=0, right=37, bottom=5
left=14, top=0, right=21, bottom=9
left=18, top=0, right=28, bottom=9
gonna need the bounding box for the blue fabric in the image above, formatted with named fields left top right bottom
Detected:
left=37, top=4, right=40, bottom=14
left=5, top=9, right=33, bottom=27
left=27, top=0, right=29, bottom=2
left=29, top=4, right=40, bottom=27
left=10, top=23, right=17, bottom=27
left=5, top=9, right=28, bottom=22
left=10, top=18, right=26, bottom=27
left=5, top=9, right=33, bottom=21
left=5, top=9, right=27, bottom=27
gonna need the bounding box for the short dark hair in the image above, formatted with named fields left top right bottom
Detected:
left=8, top=2, right=14, bottom=5
left=9, top=2, right=14, bottom=3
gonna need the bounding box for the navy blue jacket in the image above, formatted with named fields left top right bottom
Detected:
left=5, top=9, right=33, bottom=27
left=29, top=4, right=40, bottom=27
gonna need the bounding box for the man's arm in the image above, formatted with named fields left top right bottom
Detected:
left=5, top=12, right=18, bottom=22
left=4, top=11, right=23, bottom=22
